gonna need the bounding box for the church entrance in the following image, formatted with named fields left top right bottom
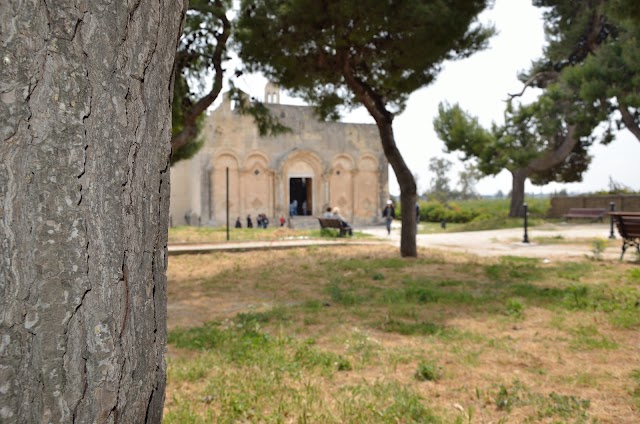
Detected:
left=289, top=177, right=312, bottom=216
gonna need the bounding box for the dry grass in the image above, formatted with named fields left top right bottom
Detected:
left=165, top=245, right=640, bottom=423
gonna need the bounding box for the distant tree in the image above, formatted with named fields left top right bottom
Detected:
left=434, top=96, right=601, bottom=216
left=427, top=157, right=454, bottom=203
left=434, top=0, right=629, bottom=217
left=235, top=0, right=494, bottom=256
left=457, top=162, right=482, bottom=200
left=495, top=190, right=505, bottom=199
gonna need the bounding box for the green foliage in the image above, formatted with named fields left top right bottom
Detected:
left=414, top=361, right=442, bottom=382
left=171, top=0, right=231, bottom=163
left=236, top=0, right=494, bottom=119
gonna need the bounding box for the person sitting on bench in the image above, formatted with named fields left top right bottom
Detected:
left=332, top=207, right=353, bottom=236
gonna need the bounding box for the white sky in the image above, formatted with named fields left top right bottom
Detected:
left=231, top=0, right=640, bottom=196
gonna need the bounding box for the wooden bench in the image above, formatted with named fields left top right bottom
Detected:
left=563, top=208, right=606, bottom=222
left=317, top=217, right=352, bottom=237
left=609, top=212, right=640, bottom=260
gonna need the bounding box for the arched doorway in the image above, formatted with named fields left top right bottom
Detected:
left=289, top=177, right=312, bottom=216
left=282, top=152, right=322, bottom=217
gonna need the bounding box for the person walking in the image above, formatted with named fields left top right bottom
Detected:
left=382, top=200, right=395, bottom=235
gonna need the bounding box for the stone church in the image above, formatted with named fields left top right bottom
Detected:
left=169, top=84, right=389, bottom=227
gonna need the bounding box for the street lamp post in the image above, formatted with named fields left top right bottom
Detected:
left=609, top=201, right=616, bottom=239
left=523, top=203, right=529, bottom=244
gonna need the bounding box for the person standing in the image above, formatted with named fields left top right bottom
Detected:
left=246, top=214, right=253, bottom=228
left=382, top=200, right=395, bottom=235
left=415, top=202, right=421, bottom=230
left=235, top=216, right=242, bottom=228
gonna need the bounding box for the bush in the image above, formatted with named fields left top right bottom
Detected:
left=416, top=198, right=551, bottom=224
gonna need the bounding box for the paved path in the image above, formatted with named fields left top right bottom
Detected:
left=361, top=222, right=623, bottom=260
left=168, top=222, right=631, bottom=261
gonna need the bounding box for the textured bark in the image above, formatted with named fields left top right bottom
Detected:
left=0, top=1, right=186, bottom=423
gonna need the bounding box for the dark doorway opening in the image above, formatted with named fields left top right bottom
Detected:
left=289, top=177, right=312, bottom=216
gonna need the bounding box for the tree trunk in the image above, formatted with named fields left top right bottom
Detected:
left=377, top=120, right=417, bottom=257
left=509, top=169, right=529, bottom=217
left=0, top=1, right=185, bottom=423
left=340, top=69, right=417, bottom=257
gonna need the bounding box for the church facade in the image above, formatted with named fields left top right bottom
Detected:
left=169, top=85, right=389, bottom=227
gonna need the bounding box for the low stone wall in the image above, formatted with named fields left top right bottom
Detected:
left=549, top=195, right=640, bottom=218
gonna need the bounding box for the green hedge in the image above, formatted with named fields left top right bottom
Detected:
left=405, top=198, right=551, bottom=224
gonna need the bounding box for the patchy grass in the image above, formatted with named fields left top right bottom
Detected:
left=165, top=245, right=640, bottom=423
left=169, top=225, right=372, bottom=244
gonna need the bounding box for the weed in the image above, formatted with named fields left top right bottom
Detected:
left=557, top=262, right=592, bottom=281
left=414, top=361, right=441, bottom=381
left=536, top=392, right=590, bottom=420
left=563, top=285, right=591, bottom=309
left=345, top=328, right=381, bottom=365
left=628, top=268, right=640, bottom=282
left=236, top=307, right=290, bottom=326
left=495, top=381, right=527, bottom=412
left=485, top=257, right=542, bottom=283
left=591, top=238, right=607, bottom=260
left=504, top=298, right=524, bottom=319
left=378, top=319, right=445, bottom=336
left=326, top=280, right=362, bottom=306
left=294, top=344, right=351, bottom=373
left=570, top=324, right=619, bottom=350
left=372, top=272, right=385, bottom=281
left=336, top=381, right=440, bottom=423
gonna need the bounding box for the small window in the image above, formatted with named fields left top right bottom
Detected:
left=254, top=169, right=260, bottom=175
left=336, top=170, right=341, bottom=176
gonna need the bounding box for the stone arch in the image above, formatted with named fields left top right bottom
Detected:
left=329, top=154, right=355, bottom=219
left=244, top=151, right=273, bottom=218
left=281, top=150, right=323, bottom=216
left=355, top=154, right=381, bottom=222
left=212, top=150, right=241, bottom=225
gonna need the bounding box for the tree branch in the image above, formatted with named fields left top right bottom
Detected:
left=529, top=125, right=579, bottom=172
left=171, top=0, right=230, bottom=153
left=506, top=70, right=559, bottom=100
left=619, top=104, right=640, bottom=142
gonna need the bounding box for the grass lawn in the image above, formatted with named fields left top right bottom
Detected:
left=164, top=245, right=640, bottom=423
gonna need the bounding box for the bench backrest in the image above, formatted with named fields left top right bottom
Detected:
left=567, top=208, right=606, bottom=215
left=317, top=217, right=343, bottom=228
left=610, top=212, right=640, bottom=238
